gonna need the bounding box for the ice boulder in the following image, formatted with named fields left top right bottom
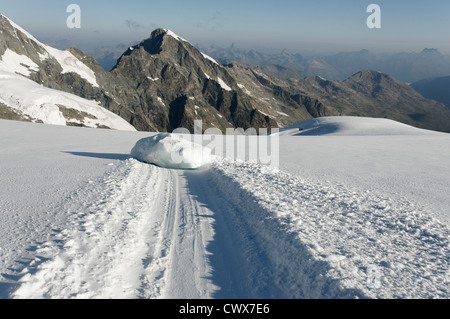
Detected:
left=131, top=133, right=214, bottom=170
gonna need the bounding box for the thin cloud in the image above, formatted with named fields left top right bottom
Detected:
left=126, top=20, right=145, bottom=31
left=125, top=20, right=158, bottom=32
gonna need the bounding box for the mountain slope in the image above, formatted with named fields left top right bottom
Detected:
left=105, top=28, right=327, bottom=132
left=288, top=71, right=450, bottom=132
left=411, top=76, right=450, bottom=109
left=0, top=14, right=135, bottom=131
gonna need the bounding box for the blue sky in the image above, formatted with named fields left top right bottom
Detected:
left=1, top=0, right=449, bottom=54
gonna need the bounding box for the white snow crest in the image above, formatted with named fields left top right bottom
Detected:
left=201, top=52, right=219, bottom=65
left=276, top=116, right=445, bottom=137
left=2, top=15, right=41, bottom=43
left=2, top=15, right=98, bottom=87
left=217, top=77, right=232, bottom=91
left=164, top=29, right=188, bottom=43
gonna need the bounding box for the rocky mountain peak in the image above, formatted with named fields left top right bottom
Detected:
left=421, top=48, right=440, bottom=55
left=344, top=70, right=399, bottom=89
left=109, top=27, right=285, bottom=132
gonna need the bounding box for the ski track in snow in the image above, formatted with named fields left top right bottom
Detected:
left=9, top=159, right=219, bottom=299
left=6, top=158, right=449, bottom=299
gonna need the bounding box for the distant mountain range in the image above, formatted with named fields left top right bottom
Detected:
left=1, top=14, right=450, bottom=133
left=199, top=46, right=450, bottom=83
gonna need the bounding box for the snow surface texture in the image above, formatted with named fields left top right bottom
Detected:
left=130, top=134, right=214, bottom=170
left=0, top=118, right=448, bottom=299
left=212, top=160, right=449, bottom=299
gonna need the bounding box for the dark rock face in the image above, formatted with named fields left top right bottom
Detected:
left=103, top=29, right=297, bottom=133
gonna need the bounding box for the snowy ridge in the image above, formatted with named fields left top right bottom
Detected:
left=276, top=116, right=444, bottom=136
left=2, top=14, right=41, bottom=43
left=43, top=45, right=99, bottom=88
left=1, top=14, right=98, bottom=87
left=201, top=52, right=219, bottom=65
left=164, top=29, right=188, bottom=43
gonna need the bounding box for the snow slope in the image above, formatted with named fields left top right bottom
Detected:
left=0, top=15, right=129, bottom=129
left=277, top=116, right=450, bottom=225
left=2, top=14, right=99, bottom=88
left=0, top=118, right=448, bottom=299
left=0, top=49, right=39, bottom=77
left=275, top=116, right=444, bottom=136
left=0, top=70, right=135, bottom=130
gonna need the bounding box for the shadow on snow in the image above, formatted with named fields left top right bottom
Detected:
left=183, top=168, right=369, bottom=299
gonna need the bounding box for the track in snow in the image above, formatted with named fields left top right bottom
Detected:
left=8, top=159, right=219, bottom=299
left=212, top=161, right=449, bottom=299
left=5, top=158, right=449, bottom=299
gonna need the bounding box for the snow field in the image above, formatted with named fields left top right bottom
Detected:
left=1, top=119, right=448, bottom=299
left=212, top=160, right=449, bottom=299
left=10, top=156, right=448, bottom=298
left=0, top=49, right=39, bottom=76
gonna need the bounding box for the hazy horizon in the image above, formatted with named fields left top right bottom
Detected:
left=1, top=0, right=449, bottom=55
